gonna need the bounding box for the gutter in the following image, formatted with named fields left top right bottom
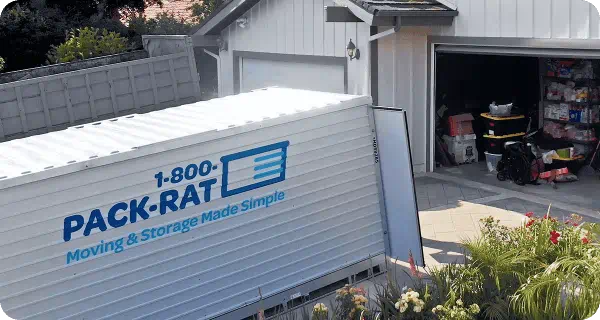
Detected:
left=203, top=49, right=222, bottom=98
left=369, top=17, right=402, bottom=42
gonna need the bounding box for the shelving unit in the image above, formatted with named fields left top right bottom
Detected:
left=541, top=59, right=600, bottom=155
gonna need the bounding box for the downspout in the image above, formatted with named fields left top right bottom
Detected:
left=203, top=49, right=222, bottom=98
left=368, top=17, right=401, bottom=105
left=369, top=17, right=401, bottom=42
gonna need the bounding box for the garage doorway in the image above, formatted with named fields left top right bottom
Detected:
left=432, top=48, right=600, bottom=210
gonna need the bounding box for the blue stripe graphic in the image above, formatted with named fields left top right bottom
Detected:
left=254, top=160, right=284, bottom=171
left=254, top=168, right=284, bottom=180
left=254, top=152, right=284, bottom=162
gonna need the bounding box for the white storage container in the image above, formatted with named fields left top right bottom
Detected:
left=0, top=88, right=423, bottom=320
left=485, top=152, right=503, bottom=173
left=443, top=134, right=479, bottom=164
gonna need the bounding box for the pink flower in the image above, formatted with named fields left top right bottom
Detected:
left=582, top=237, right=590, bottom=244
left=526, top=219, right=536, bottom=228
left=408, top=250, right=422, bottom=278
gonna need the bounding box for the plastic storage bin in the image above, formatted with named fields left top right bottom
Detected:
left=481, top=113, right=527, bottom=136
left=485, top=152, right=503, bottom=172
left=483, top=133, right=526, bottom=154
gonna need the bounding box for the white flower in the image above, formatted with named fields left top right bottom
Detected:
left=401, top=293, right=408, bottom=301
left=413, top=305, right=422, bottom=313
left=460, top=310, right=467, bottom=317
left=313, top=303, right=328, bottom=312
left=456, top=299, right=463, bottom=306
left=399, top=302, right=408, bottom=313
left=395, top=301, right=401, bottom=310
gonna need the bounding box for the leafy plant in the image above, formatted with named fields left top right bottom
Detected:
left=47, top=27, right=128, bottom=63
left=188, top=0, right=224, bottom=23
left=0, top=57, right=5, bottom=72
left=460, top=208, right=600, bottom=320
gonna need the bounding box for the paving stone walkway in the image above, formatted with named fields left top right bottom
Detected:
left=415, top=175, right=600, bottom=267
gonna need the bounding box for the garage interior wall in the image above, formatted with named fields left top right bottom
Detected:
left=218, top=0, right=371, bottom=96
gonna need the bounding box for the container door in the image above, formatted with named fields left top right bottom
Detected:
left=372, top=107, right=425, bottom=266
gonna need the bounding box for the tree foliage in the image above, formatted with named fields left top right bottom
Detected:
left=47, top=27, right=128, bottom=63
left=0, top=4, right=71, bottom=71
left=188, top=0, right=224, bottom=23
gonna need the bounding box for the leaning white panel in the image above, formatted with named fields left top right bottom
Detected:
left=0, top=88, right=389, bottom=320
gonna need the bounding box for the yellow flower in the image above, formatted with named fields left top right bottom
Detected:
left=353, top=294, right=368, bottom=304
left=456, top=299, right=463, bottom=306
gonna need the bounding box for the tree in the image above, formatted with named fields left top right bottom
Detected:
left=189, top=0, right=224, bottom=24
left=0, top=4, right=71, bottom=71
left=9, top=0, right=165, bottom=19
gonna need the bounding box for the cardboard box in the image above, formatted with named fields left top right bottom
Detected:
left=448, top=113, right=475, bottom=136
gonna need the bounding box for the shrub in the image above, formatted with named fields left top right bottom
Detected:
left=47, top=27, right=128, bottom=63
left=457, top=209, right=600, bottom=320
left=0, top=57, right=5, bottom=72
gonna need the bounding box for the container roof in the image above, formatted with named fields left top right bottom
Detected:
left=0, top=88, right=371, bottom=188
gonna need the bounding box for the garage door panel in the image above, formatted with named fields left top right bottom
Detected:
left=241, top=58, right=345, bottom=94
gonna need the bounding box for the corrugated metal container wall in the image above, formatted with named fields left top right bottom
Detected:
left=0, top=88, right=385, bottom=320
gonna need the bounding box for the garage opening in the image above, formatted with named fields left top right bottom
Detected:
left=434, top=52, right=600, bottom=209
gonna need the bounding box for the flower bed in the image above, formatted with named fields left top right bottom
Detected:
left=274, top=208, right=599, bottom=320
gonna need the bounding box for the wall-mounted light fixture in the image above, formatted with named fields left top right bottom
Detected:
left=217, top=37, right=228, bottom=52
left=347, top=39, right=360, bottom=60
left=236, top=17, right=249, bottom=28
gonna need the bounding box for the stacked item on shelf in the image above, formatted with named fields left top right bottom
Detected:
left=481, top=103, right=527, bottom=172
left=444, top=113, right=478, bottom=164
left=542, top=58, right=600, bottom=148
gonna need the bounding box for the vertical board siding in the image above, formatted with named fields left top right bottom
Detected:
left=222, top=0, right=361, bottom=58
left=448, top=0, right=600, bottom=39
left=377, top=29, right=430, bottom=171
left=0, top=52, right=201, bottom=142
left=220, top=0, right=369, bottom=96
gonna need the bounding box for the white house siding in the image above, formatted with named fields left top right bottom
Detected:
left=441, top=0, right=600, bottom=39
left=377, top=28, right=432, bottom=174
left=218, top=0, right=371, bottom=97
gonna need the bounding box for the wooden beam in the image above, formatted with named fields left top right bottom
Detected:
left=325, top=6, right=362, bottom=23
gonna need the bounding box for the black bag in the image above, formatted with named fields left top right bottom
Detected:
left=497, top=142, right=540, bottom=186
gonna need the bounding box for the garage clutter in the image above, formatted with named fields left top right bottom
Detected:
left=443, top=114, right=478, bottom=164
left=436, top=56, right=600, bottom=189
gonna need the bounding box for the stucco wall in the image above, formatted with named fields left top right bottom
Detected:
left=218, top=0, right=371, bottom=97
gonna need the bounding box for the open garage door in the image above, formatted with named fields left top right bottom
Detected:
left=239, top=56, right=347, bottom=94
